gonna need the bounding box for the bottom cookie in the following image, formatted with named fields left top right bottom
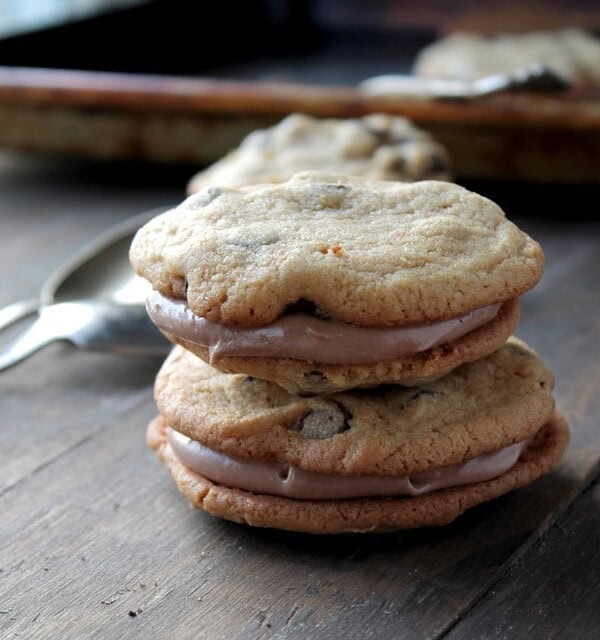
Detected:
left=148, top=412, right=569, bottom=534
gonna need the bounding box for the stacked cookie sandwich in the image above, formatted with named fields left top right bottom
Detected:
left=131, top=171, right=568, bottom=534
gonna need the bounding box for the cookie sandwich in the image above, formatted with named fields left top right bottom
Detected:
left=131, top=172, right=542, bottom=394
left=147, top=340, right=568, bottom=534
left=186, top=113, right=451, bottom=195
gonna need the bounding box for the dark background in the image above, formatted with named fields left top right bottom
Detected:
left=0, top=0, right=598, bottom=210
left=1, top=0, right=598, bottom=79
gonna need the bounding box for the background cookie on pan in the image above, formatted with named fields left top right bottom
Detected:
left=413, top=29, right=600, bottom=93
left=186, top=113, right=452, bottom=195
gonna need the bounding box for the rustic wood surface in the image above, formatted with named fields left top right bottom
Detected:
left=0, top=153, right=598, bottom=639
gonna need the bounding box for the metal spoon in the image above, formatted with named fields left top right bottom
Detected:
left=0, top=207, right=172, bottom=372
left=359, top=64, right=571, bottom=100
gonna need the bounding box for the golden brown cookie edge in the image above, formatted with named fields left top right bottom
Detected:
left=148, top=412, right=569, bottom=534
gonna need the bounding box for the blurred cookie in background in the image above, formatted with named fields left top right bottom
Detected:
left=187, top=113, right=451, bottom=194
left=414, top=29, right=600, bottom=95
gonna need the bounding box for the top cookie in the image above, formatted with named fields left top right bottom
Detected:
left=414, top=29, right=600, bottom=88
left=131, top=172, right=543, bottom=328
left=186, top=113, right=451, bottom=194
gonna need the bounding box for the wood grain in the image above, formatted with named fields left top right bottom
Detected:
left=443, top=477, right=600, bottom=640
left=0, top=155, right=598, bottom=639
left=0, top=389, right=592, bottom=640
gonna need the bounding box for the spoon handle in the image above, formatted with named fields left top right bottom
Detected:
left=0, top=301, right=170, bottom=372
left=0, top=298, right=39, bottom=332
left=0, top=314, right=69, bottom=372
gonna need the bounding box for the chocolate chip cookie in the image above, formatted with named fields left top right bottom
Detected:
left=187, top=113, right=451, bottom=194
left=147, top=339, right=568, bottom=534
left=131, top=172, right=542, bottom=393
left=414, top=29, right=600, bottom=92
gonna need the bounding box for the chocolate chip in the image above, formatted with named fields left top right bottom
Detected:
left=423, top=154, right=449, bottom=176
left=367, top=123, right=415, bottom=147
left=365, top=125, right=391, bottom=145
left=296, top=401, right=352, bottom=439
left=333, top=400, right=353, bottom=425
left=384, top=156, right=407, bottom=174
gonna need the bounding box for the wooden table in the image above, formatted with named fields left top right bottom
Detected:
left=1, top=153, right=599, bottom=639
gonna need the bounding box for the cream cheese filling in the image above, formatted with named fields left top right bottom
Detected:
left=147, top=291, right=502, bottom=365
left=167, top=427, right=528, bottom=500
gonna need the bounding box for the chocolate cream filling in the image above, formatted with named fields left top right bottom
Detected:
left=167, top=427, right=528, bottom=500
left=147, top=291, right=502, bottom=365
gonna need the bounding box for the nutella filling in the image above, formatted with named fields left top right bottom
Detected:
left=167, top=427, right=528, bottom=500
left=147, top=291, right=501, bottom=365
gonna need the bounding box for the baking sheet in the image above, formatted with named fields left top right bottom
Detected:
left=0, top=66, right=598, bottom=182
